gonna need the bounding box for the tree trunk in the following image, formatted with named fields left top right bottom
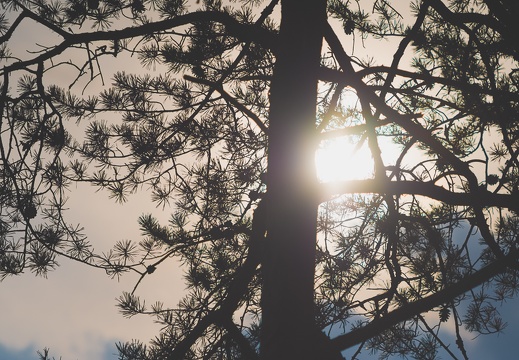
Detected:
left=261, top=1, right=327, bottom=359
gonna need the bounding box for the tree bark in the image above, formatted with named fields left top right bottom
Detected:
left=261, top=1, right=328, bottom=359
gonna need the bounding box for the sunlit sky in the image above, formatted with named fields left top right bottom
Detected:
left=316, top=136, right=374, bottom=182
left=1, top=1, right=519, bottom=359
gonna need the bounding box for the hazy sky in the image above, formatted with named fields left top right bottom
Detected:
left=0, top=5, right=193, bottom=359
left=1, top=184, right=185, bottom=359
left=1, top=1, right=519, bottom=359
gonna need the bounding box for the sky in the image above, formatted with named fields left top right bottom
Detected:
left=0, top=185, right=183, bottom=360
left=1, top=1, right=519, bottom=359
left=0, top=7, right=184, bottom=360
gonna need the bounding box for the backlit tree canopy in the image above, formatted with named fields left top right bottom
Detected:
left=1, top=0, right=519, bottom=359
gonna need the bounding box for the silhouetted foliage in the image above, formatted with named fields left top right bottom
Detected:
left=1, top=0, right=519, bottom=359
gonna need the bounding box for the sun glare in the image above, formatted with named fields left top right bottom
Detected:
left=315, top=136, right=374, bottom=182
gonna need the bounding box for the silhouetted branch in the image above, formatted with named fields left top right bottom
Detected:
left=168, top=200, right=266, bottom=359
left=1, top=10, right=278, bottom=74
left=183, top=74, right=268, bottom=134
left=320, top=179, right=519, bottom=212
left=324, top=22, right=475, bottom=184
left=324, top=19, right=505, bottom=258
left=331, top=250, right=519, bottom=351
left=220, top=318, right=259, bottom=360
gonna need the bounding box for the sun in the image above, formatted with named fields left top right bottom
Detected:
left=315, top=135, right=375, bottom=182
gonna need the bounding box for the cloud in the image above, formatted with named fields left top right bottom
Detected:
left=0, top=343, right=37, bottom=360
left=0, top=338, right=122, bottom=360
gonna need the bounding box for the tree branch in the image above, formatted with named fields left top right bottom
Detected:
left=167, top=200, right=266, bottom=359
left=319, top=179, right=519, bottom=212
left=183, top=74, right=268, bottom=134
left=1, top=10, right=277, bottom=74
left=323, top=20, right=504, bottom=257
left=331, top=250, right=519, bottom=351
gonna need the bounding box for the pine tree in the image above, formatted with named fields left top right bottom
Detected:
left=1, top=0, right=519, bottom=358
